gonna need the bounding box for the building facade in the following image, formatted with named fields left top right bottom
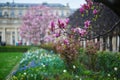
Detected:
left=0, top=2, right=71, bottom=45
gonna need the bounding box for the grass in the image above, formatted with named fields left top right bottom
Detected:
left=0, top=52, right=23, bottom=80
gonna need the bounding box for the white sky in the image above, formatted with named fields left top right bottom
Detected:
left=0, top=0, right=86, bottom=9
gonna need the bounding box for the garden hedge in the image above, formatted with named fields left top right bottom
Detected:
left=0, top=46, right=31, bottom=52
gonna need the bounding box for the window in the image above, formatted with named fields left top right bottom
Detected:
left=0, top=32, right=1, bottom=42
left=10, top=10, right=14, bottom=17
left=0, top=10, right=2, bottom=17
left=61, top=10, right=64, bottom=17
left=4, top=11, right=8, bottom=17
left=19, top=10, right=22, bottom=17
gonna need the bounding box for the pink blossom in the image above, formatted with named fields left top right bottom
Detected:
left=80, top=29, right=86, bottom=36
left=79, top=7, right=85, bottom=14
left=86, top=0, right=93, bottom=6
left=55, top=33, right=60, bottom=37
left=93, top=9, right=98, bottom=15
left=83, top=4, right=90, bottom=10
left=19, top=6, right=58, bottom=44
left=50, top=21, right=55, bottom=32
left=65, top=18, right=69, bottom=25
left=74, top=27, right=86, bottom=36
left=63, top=39, right=69, bottom=45
left=84, top=20, right=91, bottom=29
left=58, top=19, right=66, bottom=29
left=53, top=30, right=61, bottom=38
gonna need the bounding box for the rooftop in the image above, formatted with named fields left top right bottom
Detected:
left=0, top=2, right=66, bottom=8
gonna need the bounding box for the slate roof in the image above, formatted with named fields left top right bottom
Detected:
left=0, top=2, right=65, bottom=8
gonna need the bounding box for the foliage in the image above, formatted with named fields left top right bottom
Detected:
left=8, top=47, right=120, bottom=80
left=0, top=52, right=23, bottom=80
left=39, top=43, right=55, bottom=51
left=11, top=48, right=67, bottom=80
left=77, top=48, right=120, bottom=80
left=95, top=51, right=120, bottom=79
left=85, top=41, right=100, bottom=55
left=54, top=39, right=81, bottom=70
left=0, top=46, right=31, bottom=52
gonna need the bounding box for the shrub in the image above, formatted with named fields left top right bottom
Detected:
left=0, top=46, right=31, bottom=52
left=40, top=43, right=55, bottom=51
left=82, top=41, right=100, bottom=70
left=95, top=51, right=120, bottom=79
left=85, top=41, right=99, bottom=55
left=54, top=40, right=81, bottom=71
left=78, top=48, right=120, bottom=80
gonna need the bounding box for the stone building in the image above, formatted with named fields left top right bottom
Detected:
left=0, top=2, right=71, bottom=45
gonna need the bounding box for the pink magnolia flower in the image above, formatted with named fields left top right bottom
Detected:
left=53, top=30, right=61, bottom=38
left=80, top=29, right=86, bottom=36
left=86, top=0, right=93, bottom=7
left=58, top=19, right=66, bottom=29
left=93, top=9, right=98, bottom=15
left=79, top=7, right=85, bottom=14
left=55, top=33, right=61, bottom=37
left=63, top=39, right=69, bottom=45
left=50, top=21, right=55, bottom=32
left=84, top=20, right=91, bottom=29
left=74, top=27, right=86, bottom=36
left=83, top=4, right=90, bottom=10
left=65, top=18, right=69, bottom=25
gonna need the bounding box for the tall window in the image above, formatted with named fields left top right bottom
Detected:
left=0, top=10, right=2, bottom=17
left=61, top=10, right=64, bottom=17
left=12, top=32, right=15, bottom=45
left=19, top=10, right=22, bottom=17
left=10, top=10, right=14, bottom=18
left=4, top=11, right=8, bottom=17
left=0, top=32, right=1, bottom=42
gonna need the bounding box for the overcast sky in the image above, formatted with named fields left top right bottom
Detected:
left=0, top=0, right=86, bottom=9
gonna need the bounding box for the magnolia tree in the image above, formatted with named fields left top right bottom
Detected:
left=48, top=0, right=100, bottom=44
left=46, top=0, right=101, bottom=64
left=19, top=6, right=58, bottom=45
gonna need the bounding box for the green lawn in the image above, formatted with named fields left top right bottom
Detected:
left=0, top=52, right=23, bottom=80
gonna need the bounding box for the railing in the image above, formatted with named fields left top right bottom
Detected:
left=0, top=17, right=22, bottom=24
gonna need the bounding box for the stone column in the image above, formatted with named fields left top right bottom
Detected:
left=100, top=38, right=103, bottom=51
left=116, top=36, right=119, bottom=52
left=112, top=36, right=116, bottom=52
left=83, top=40, right=86, bottom=48
left=10, top=31, right=13, bottom=45
left=15, top=28, right=18, bottom=45
left=106, top=36, right=109, bottom=51
left=2, top=28, right=5, bottom=42
left=95, top=38, right=97, bottom=43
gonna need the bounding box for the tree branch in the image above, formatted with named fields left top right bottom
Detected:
left=82, top=19, right=120, bottom=40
